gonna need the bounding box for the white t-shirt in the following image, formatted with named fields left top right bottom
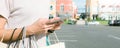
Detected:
left=0, top=0, right=50, bottom=47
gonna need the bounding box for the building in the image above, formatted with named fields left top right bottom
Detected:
left=99, top=0, right=120, bottom=20
left=73, top=2, right=78, bottom=19
left=50, top=0, right=56, bottom=17
left=86, top=0, right=99, bottom=20
left=86, top=0, right=120, bottom=20
left=56, top=0, right=73, bottom=17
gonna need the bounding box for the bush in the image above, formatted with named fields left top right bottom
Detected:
left=96, top=17, right=101, bottom=21
left=87, top=17, right=91, bottom=21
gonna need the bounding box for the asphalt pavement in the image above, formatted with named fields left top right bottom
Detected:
left=49, top=24, right=120, bottom=48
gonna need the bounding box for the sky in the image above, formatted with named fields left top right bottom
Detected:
left=73, top=0, right=120, bottom=13
left=73, top=0, right=86, bottom=13
left=99, top=0, right=120, bottom=5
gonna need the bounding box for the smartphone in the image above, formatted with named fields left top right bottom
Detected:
left=47, top=16, right=68, bottom=24
left=46, top=20, right=63, bottom=24
left=47, top=16, right=69, bottom=33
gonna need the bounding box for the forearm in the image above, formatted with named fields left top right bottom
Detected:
left=0, top=16, right=35, bottom=42
left=1, top=26, right=33, bottom=42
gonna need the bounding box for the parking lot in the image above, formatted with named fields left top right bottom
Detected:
left=49, top=24, right=120, bottom=48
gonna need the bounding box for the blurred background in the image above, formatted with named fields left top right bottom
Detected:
left=49, top=0, right=120, bottom=25
left=49, top=0, right=120, bottom=48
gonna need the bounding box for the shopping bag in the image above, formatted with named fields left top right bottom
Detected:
left=40, top=32, right=65, bottom=48
left=0, top=41, right=12, bottom=48
left=22, top=29, right=65, bottom=48
left=28, top=35, right=65, bottom=48
left=40, top=42, right=65, bottom=48
left=0, top=41, right=8, bottom=48
left=11, top=27, right=65, bottom=48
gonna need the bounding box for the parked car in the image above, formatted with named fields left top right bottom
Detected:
left=67, top=18, right=77, bottom=25
left=108, top=20, right=120, bottom=26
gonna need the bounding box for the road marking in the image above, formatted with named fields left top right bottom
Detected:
left=50, top=35, right=76, bottom=37
left=56, top=33, right=77, bottom=35
left=49, top=34, right=76, bottom=37
left=50, top=40, right=78, bottom=42
left=108, top=35, right=120, bottom=40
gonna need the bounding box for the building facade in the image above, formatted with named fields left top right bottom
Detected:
left=86, top=0, right=99, bottom=20
left=50, top=0, right=56, bottom=17
left=56, top=0, right=73, bottom=17
left=86, top=0, right=120, bottom=20
left=99, top=0, right=120, bottom=20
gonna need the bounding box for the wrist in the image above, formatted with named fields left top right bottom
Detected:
left=26, top=25, right=35, bottom=36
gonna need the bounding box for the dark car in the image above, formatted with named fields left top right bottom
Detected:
left=108, top=20, right=120, bottom=26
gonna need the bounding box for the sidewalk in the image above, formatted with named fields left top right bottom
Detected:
left=88, top=21, right=100, bottom=25
left=76, top=20, right=85, bottom=25
left=76, top=20, right=100, bottom=25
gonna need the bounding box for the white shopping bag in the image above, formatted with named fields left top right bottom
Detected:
left=40, top=42, right=65, bottom=48
left=0, top=42, right=12, bottom=48
left=12, top=27, right=65, bottom=48
left=0, top=42, right=8, bottom=48
left=40, top=32, right=65, bottom=48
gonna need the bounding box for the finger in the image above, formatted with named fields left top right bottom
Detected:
left=54, top=25, right=61, bottom=30
left=50, top=17, right=61, bottom=22
left=45, top=24, right=54, bottom=28
left=44, top=25, right=55, bottom=30
left=47, top=20, right=63, bottom=25
left=53, top=23, right=62, bottom=30
left=44, top=26, right=55, bottom=34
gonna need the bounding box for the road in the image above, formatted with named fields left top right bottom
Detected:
left=49, top=24, right=120, bottom=48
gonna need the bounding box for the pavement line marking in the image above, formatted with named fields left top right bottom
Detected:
left=108, top=35, right=120, bottom=40
left=56, top=33, right=77, bottom=34
left=50, top=40, right=78, bottom=42
left=50, top=35, right=76, bottom=37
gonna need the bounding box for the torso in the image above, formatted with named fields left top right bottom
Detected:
left=6, top=0, right=50, bottom=28
left=6, top=0, right=50, bottom=46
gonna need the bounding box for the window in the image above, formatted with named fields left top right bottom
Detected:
left=60, top=4, right=64, bottom=11
left=50, top=5, right=53, bottom=10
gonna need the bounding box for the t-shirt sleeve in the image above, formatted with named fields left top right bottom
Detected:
left=0, top=0, right=10, bottom=20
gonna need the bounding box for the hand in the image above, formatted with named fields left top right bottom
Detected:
left=28, top=18, right=54, bottom=34
left=28, top=17, right=63, bottom=34
left=48, top=17, right=63, bottom=30
left=47, top=17, right=63, bottom=33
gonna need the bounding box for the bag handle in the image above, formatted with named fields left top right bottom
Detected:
left=22, top=27, right=39, bottom=48
left=7, top=28, right=17, bottom=48
left=12, top=27, right=25, bottom=48
left=21, top=27, right=26, bottom=48
left=53, top=32, right=59, bottom=43
left=8, top=28, right=17, bottom=43
left=48, top=31, right=60, bottom=45
left=0, top=28, right=17, bottom=42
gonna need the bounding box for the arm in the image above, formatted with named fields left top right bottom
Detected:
left=0, top=15, right=62, bottom=42
left=0, top=16, right=34, bottom=42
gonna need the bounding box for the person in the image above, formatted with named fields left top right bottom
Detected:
left=0, top=0, right=62, bottom=47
